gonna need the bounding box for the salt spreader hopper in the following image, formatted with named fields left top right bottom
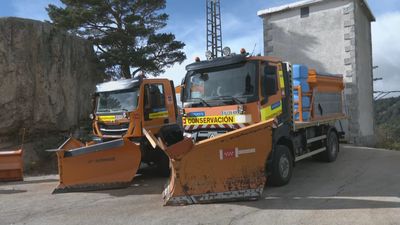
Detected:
left=0, top=149, right=23, bottom=182
left=0, top=130, right=25, bottom=182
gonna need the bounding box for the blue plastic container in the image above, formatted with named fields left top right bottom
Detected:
left=294, top=111, right=310, bottom=121
left=292, top=64, right=309, bottom=79
left=292, top=64, right=311, bottom=121
left=293, top=102, right=311, bottom=110
left=293, top=91, right=311, bottom=108
left=293, top=79, right=310, bottom=92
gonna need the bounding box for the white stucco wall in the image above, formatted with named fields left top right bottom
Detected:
left=355, top=0, right=375, bottom=139
left=263, top=0, right=348, bottom=75
left=260, top=0, right=375, bottom=146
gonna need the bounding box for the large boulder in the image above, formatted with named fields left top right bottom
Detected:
left=0, top=17, right=103, bottom=138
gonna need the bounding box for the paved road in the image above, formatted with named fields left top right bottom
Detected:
left=1, top=145, right=400, bottom=225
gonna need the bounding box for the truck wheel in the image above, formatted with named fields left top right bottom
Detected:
left=319, top=131, right=339, bottom=162
left=155, top=124, right=183, bottom=177
left=269, top=145, right=293, bottom=186
left=156, top=151, right=170, bottom=177
left=158, top=124, right=183, bottom=146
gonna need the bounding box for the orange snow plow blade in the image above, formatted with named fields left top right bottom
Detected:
left=0, top=149, right=23, bottom=182
left=144, top=119, right=274, bottom=205
left=53, top=138, right=141, bottom=193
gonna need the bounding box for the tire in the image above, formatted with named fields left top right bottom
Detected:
left=268, top=145, right=293, bottom=187
left=158, top=124, right=183, bottom=146
left=156, top=151, right=170, bottom=177
left=154, top=124, right=183, bottom=177
left=319, top=130, right=339, bottom=162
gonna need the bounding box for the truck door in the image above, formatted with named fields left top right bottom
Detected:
left=260, top=62, right=283, bottom=121
left=143, top=83, right=169, bottom=134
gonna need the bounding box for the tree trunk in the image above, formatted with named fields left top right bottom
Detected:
left=121, top=64, right=131, bottom=78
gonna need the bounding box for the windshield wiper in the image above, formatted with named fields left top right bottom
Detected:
left=191, top=98, right=211, bottom=107
left=218, top=96, right=244, bottom=104
left=97, top=109, right=110, bottom=113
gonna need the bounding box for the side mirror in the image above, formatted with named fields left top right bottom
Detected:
left=264, top=76, right=278, bottom=96
left=180, top=87, right=185, bottom=102
left=91, top=93, right=98, bottom=113
left=180, top=82, right=185, bottom=102
left=263, top=65, right=278, bottom=97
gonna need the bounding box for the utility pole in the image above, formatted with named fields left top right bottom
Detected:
left=372, top=65, right=382, bottom=82
left=206, top=0, right=223, bottom=59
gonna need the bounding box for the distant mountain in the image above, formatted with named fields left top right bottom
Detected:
left=374, top=96, right=400, bottom=150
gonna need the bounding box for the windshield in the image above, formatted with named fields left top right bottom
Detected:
left=96, top=88, right=139, bottom=113
left=184, top=62, right=257, bottom=104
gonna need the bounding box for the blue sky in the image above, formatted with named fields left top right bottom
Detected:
left=0, top=0, right=399, bottom=96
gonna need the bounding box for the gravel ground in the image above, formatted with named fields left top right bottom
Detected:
left=1, top=145, right=400, bottom=225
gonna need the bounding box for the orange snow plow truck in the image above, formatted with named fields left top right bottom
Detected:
left=52, top=76, right=182, bottom=192
left=160, top=52, right=346, bottom=205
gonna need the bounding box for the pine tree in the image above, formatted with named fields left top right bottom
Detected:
left=47, top=0, right=186, bottom=78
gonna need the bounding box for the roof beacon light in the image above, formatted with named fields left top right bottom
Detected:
left=205, top=51, right=213, bottom=60
left=222, top=47, right=231, bottom=56
left=195, top=57, right=201, bottom=62
left=240, top=48, right=247, bottom=55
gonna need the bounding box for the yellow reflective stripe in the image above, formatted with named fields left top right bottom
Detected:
left=98, top=115, right=116, bottom=122
left=149, top=111, right=169, bottom=119
left=278, top=70, right=285, bottom=89
left=260, top=101, right=283, bottom=121
left=183, top=115, right=252, bottom=125
left=183, top=116, right=235, bottom=125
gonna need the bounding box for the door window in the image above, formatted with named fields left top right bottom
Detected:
left=144, top=84, right=167, bottom=120
left=262, top=64, right=279, bottom=98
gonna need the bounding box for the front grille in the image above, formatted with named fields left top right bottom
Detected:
left=99, top=123, right=129, bottom=136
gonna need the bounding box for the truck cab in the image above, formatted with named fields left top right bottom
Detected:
left=92, top=76, right=180, bottom=173
left=181, top=51, right=345, bottom=187
left=180, top=54, right=290, bottom=141
left=93, top=77, right=178, bottom=140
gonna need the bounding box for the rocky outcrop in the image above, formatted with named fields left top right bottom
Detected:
left=0, top=17, right=103, bottom=138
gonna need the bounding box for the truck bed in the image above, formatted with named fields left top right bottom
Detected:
left=293, top=114, right=346, bottom=131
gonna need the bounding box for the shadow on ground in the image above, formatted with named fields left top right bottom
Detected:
left=76, top=146, right=400, bottom=211
left=0, top=178, right=59, bottom=187
left=3, top=146, right=399, bottom=211
left=228, top=147, right=400, bottom=210
left=0, top=189, right=27, bottom=194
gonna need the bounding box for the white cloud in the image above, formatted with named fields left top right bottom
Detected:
left=372, top=12, right=400, bottom=98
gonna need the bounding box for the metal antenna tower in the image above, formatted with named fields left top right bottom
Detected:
left=206, top=0, right=223, bottom=59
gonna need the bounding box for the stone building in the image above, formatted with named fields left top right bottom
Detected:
left=258, top=0, right=376, bottom=146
